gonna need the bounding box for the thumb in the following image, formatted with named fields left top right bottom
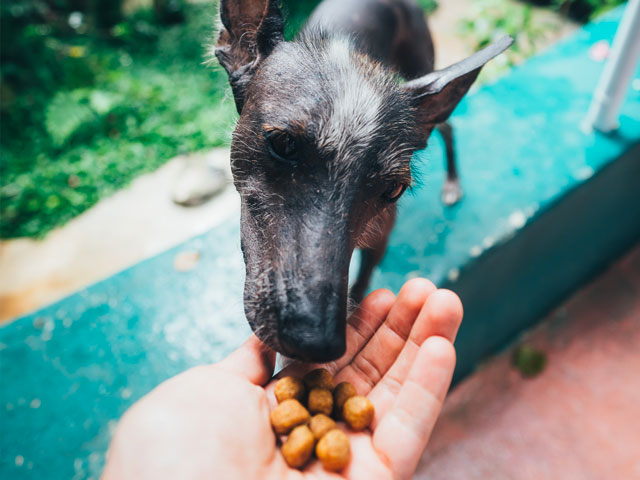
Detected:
left=217, top=335, right=276, bottom=386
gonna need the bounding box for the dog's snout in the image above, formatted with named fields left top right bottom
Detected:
left=280, top=326, right=346, bottom=363
left=278, top=305, right=346, bottom=362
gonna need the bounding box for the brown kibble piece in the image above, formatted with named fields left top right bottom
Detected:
left=270, top=399, right=311, bottom=435
left=309, top=414, right=337, bottom=440
left=342, top=395, right=374, bottom=431
left=282, top=425, right=315, bottom=468
left=303, top=368, right=334, bottom=391
left=274, top=376, right=306, bottom=403
left=316, top=429, right=351, bottom=472
left=333, top=381, right=357, bottom=418
left=308, top=388, right=333, bottom=416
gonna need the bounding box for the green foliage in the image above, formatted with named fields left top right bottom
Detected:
left=529, top=0, right=625, bottom=21
left=564, top=0, right=625, bottom=20
left=280, top=0, right=320, bottom=39
left=459, top=0, right=554, bottom=82
left=416, top=0, right=439, bottom=14
left=1, top=2, right=236, bottom=238
left=461, top=0, right=626, bottom=83
left=45, top=91, right=97, bottom=146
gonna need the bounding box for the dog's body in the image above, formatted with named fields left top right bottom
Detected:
left=306, top=0, right=435, bottom=78
left=215, top=0, right=511, bottom=362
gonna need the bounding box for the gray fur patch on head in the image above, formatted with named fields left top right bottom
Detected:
left=249, top=32, right=412, bottom=180
left=316, top=38, right=384, bottom=172
left=304, top=35, right=415, bottom=184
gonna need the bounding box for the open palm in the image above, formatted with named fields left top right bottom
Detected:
left=103, top=279, right=463, bottom=480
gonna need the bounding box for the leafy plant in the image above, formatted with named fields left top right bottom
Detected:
left=45, top=91, right=97, bottom=146
left=459, top=0, right=556, bottom=82
left=417, top=0, right=439, bottom=14
left=1, top=2, right=236, bottom=239
left=527, top=0, right=625, bottom=21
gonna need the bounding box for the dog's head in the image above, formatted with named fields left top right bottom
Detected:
left=214, top=0, right=511, bottom=361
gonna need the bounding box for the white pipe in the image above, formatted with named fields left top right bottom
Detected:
left=583, top=0, right=640, bottom=133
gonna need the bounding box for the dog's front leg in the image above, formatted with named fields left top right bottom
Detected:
left=350, top=206, right=397, bottom=304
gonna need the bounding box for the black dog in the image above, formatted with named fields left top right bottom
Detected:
left=214, top=0, right=511, bottom=361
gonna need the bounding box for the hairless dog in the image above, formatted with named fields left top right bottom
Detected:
left=214, top=0, right=512, bottom=361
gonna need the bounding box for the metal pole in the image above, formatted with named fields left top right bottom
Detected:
left=583, top=0, right=640, bottom=133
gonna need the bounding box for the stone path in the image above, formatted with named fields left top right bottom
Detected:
left=0, top=149, right=238, bottom=322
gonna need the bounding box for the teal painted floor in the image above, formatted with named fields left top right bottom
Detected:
left=2, top=7, right=639, bottom=479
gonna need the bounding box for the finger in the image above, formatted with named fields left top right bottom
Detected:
left=372, top=336, right=456, bottom=480
left=271, top=288, right=396, bottom=381
left=329, top=288, right=397, bottom=372
left=217, top=335, right=276, bottom=386
left=403, top=289, right=463, bottom=344
left=333, top=278, right=437, bottom=394
left=368, top=289, right=463, bottom=422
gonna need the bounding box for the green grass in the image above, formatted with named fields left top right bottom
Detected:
left=459, top=0, right=549, bottom=83
left=1, top=2, right=236, bottom=239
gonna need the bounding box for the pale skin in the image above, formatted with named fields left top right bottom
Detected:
left=102, top=278, right=463, bottom=480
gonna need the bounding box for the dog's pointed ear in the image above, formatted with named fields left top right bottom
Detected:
left=403, top=35, right=513, bottom=136
left=214, top=0, right=284, bottom=113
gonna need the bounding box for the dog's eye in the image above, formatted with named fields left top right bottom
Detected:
left=265, top=129, right=298, bottom=164
left=382, top=183, right=407, bottom=203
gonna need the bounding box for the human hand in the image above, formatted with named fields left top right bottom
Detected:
left=102, top=279, right=463, bottom=480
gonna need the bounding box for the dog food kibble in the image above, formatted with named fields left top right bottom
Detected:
left=303, top=368, right=334, bottom=391
left=333, top=381, right=357, bottom=417
left=281, top=425, right=315, bottom=468
left=342, top=395, right=374, bottom=431
left=274, top=376, right=306, bottom=403
left=308, top=388, right=333, bottom=416
left=316, top=429, right=351, bottom=472
left=270, top=373, right=372, bottom=472
left=309, top=414, right=337, bottom=439
left=270, top=399, right=311, bottom=435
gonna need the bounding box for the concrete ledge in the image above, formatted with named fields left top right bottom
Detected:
left=445, top=143, right=639, bottom=380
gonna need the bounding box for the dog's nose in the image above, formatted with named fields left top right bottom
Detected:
left=279, top=309, right=346, bottom=362
left=280, top=326, right=346, bottom=363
